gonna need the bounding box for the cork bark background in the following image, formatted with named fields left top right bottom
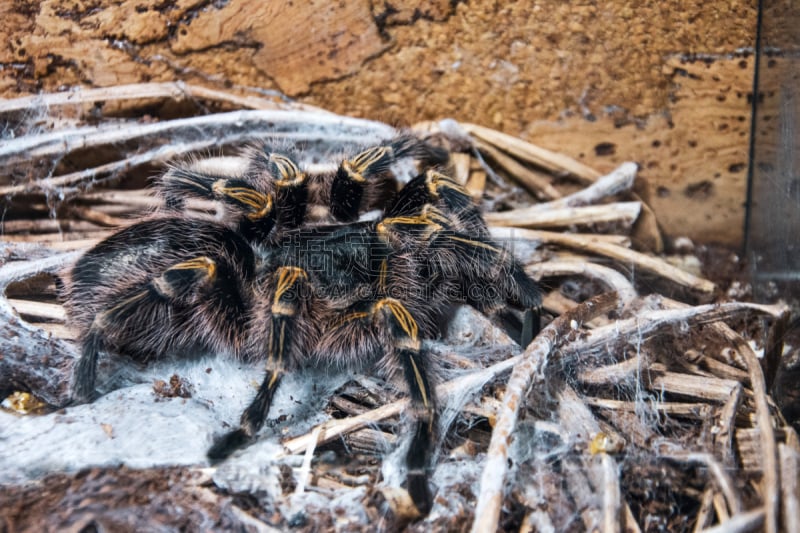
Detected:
left=0, top=0, right=767, bottom=247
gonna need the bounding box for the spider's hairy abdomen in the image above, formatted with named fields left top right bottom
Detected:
left=63, top=218, right=256, bottom=363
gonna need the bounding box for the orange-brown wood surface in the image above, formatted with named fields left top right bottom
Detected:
left=1, top=0, right=764, bottom=246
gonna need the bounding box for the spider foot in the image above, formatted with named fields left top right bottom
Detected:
left=207, top=428, right=253, bottom=463
left=406, top=469, right=433, bottom=516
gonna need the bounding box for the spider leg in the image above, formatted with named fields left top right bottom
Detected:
left=72, top=290, right=149, bottom=402
left=248, top=148, right=308, bottom=230
left=371, top=298, right=437, bottom=515
left=430, top=233, right=542, bottom=347
left=71, top=256, right=225, bottom=403
left=207, top=266, right=309, bottom=461
left=159, top=167, right=277, bottom=242
left=331, top=137, right=449, bottom=222
left=331, top=144, right=397, bottom=222
left=387, top=169, right=487, bottom=235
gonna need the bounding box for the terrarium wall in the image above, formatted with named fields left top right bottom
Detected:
left=0, top=0, right=760, bottom=247
left=746, top=0, right=800, bottom=293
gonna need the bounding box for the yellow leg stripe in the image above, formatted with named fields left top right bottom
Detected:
left=109, top=290, right=149, bottom=313
left=271, top=154, right=306, bottom=187
left=213, top=183, right=273, bottom=221
left=278, top=320, right=285, bottom=366
left=427, top=170, right=469, bottom=197
left=267, top=369, right=280, bottom=389
left=166, top=256, right=217, bottom=283
left=446, top=235, right=501, bottom=253
left=420, top=205, right=451, bottom=226
left=383, top=215, right=432, bottom=226
left=341, top=160, right=366, bottom=183
left=169, top=175, right=211, bottom=191
left=377, top=208, right=452, bottom=241
left=96, top=290, right=149, bottom=327
left=331, top=311, right=369, bottom=329
left=350, top=147, right=389, bottom=173
left=274, top=266, right=307, bottom=303
left=374, top=298, right=419, bottom=340
left=408, top=354, right=430, bottom=408
left=378, top=259, right=388, bottom=292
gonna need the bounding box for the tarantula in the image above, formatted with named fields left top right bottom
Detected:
left=60, top=136, right=541, bottom=515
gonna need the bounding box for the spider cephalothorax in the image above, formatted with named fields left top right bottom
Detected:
left=61, top=136, right=541, bottom=515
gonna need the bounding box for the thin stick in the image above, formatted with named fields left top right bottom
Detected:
left=555, top=386, right=610, bottom=531
left=1, top=219, right=104, bottom=234
left=485, top=202, right=641, bottom=230
left=7, top=299, right=66, bottom=322
left=473, top=138, right=562, bottom=199
left=280, top=351, right=521, bottom=456
left=730, top=338, right=779, bottom=533
left=662, top=451, right=741, bottom=516
left=683, top=350, right=750, bottom=383
left=461, top=122, right=602, bottom=182
left=527, top=259, right=638, bottom=303
left=487, top=162, right=638, bottom=224
left=713, top=492, right=731, bottom=524
left=716, top=384, right=743, bottom=466
left=0, top=140, right=216, bottom=196
left=651, top=372, right=741, bottom=402
left=578, top=357, right=660, bottom=386
left=699, top=508, right=765, bottom=533
left=779, top=444, right=799, bottom=532
left=540, top=162, right=637, bottom=209
left=0, top=109, right=396, bottom=163
left=471, top=292, right=621, bottom=533
left=585, top=397, right=713, bottom=419
left=491, top=227, right=717, bottom=295
left=601, top=453, right=621, bottom=533
left=622, top=502, right=642, bottom=533
left=293, top=426, right=322, bottom=496
left=69, top=206, right=126, bottom=227
left=0, top=82, right=298, bottom=114
left=694, top=490, right=716, bottom=532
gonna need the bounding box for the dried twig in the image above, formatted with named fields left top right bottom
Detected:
left=694, top=490, right=716, bottom=532
left=492, top=227, right=716, bottom=296
left=726, top=336, right=779, bottom=533
left=601, top=453, right=621, bottom=533
left=0, top=140, right=218, bottom=196
left=471, top=292, right=621, bottom=533
left=0, top=82, right=306, bottom=114
left=461, top=122, right=602, bottom=182
left=280, top=351, right=521, bottom=457
left=0, top=109, right=395, bottom=165
left=661, top=451, right=741, bottom=517
left=472, top=138, right=562, bottom=200
left=527, top=259, right=637, bottom=303
left=0, top=252, right=82, bottom=405
left=715, top=383, right=743, bottom=466
left=486, top=202, right=641, bottom=230
left=779, top=444, right=800, bottom=532
left=293, top=426, right=322, bottom=497
left=485, top=162, right=638, bottom=227
left=700, top=508, right=765, bottom=533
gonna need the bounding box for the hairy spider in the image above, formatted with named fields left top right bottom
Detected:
left=60, top=136, right=541, bottom=515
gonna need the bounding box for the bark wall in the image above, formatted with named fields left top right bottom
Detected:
left=0, top=0, right=764, bottom=246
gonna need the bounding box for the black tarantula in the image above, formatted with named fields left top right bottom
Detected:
left=60, top=135, right=541, bottom=515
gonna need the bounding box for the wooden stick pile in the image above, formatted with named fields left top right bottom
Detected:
left=0, top=84, right=797, bottom=532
